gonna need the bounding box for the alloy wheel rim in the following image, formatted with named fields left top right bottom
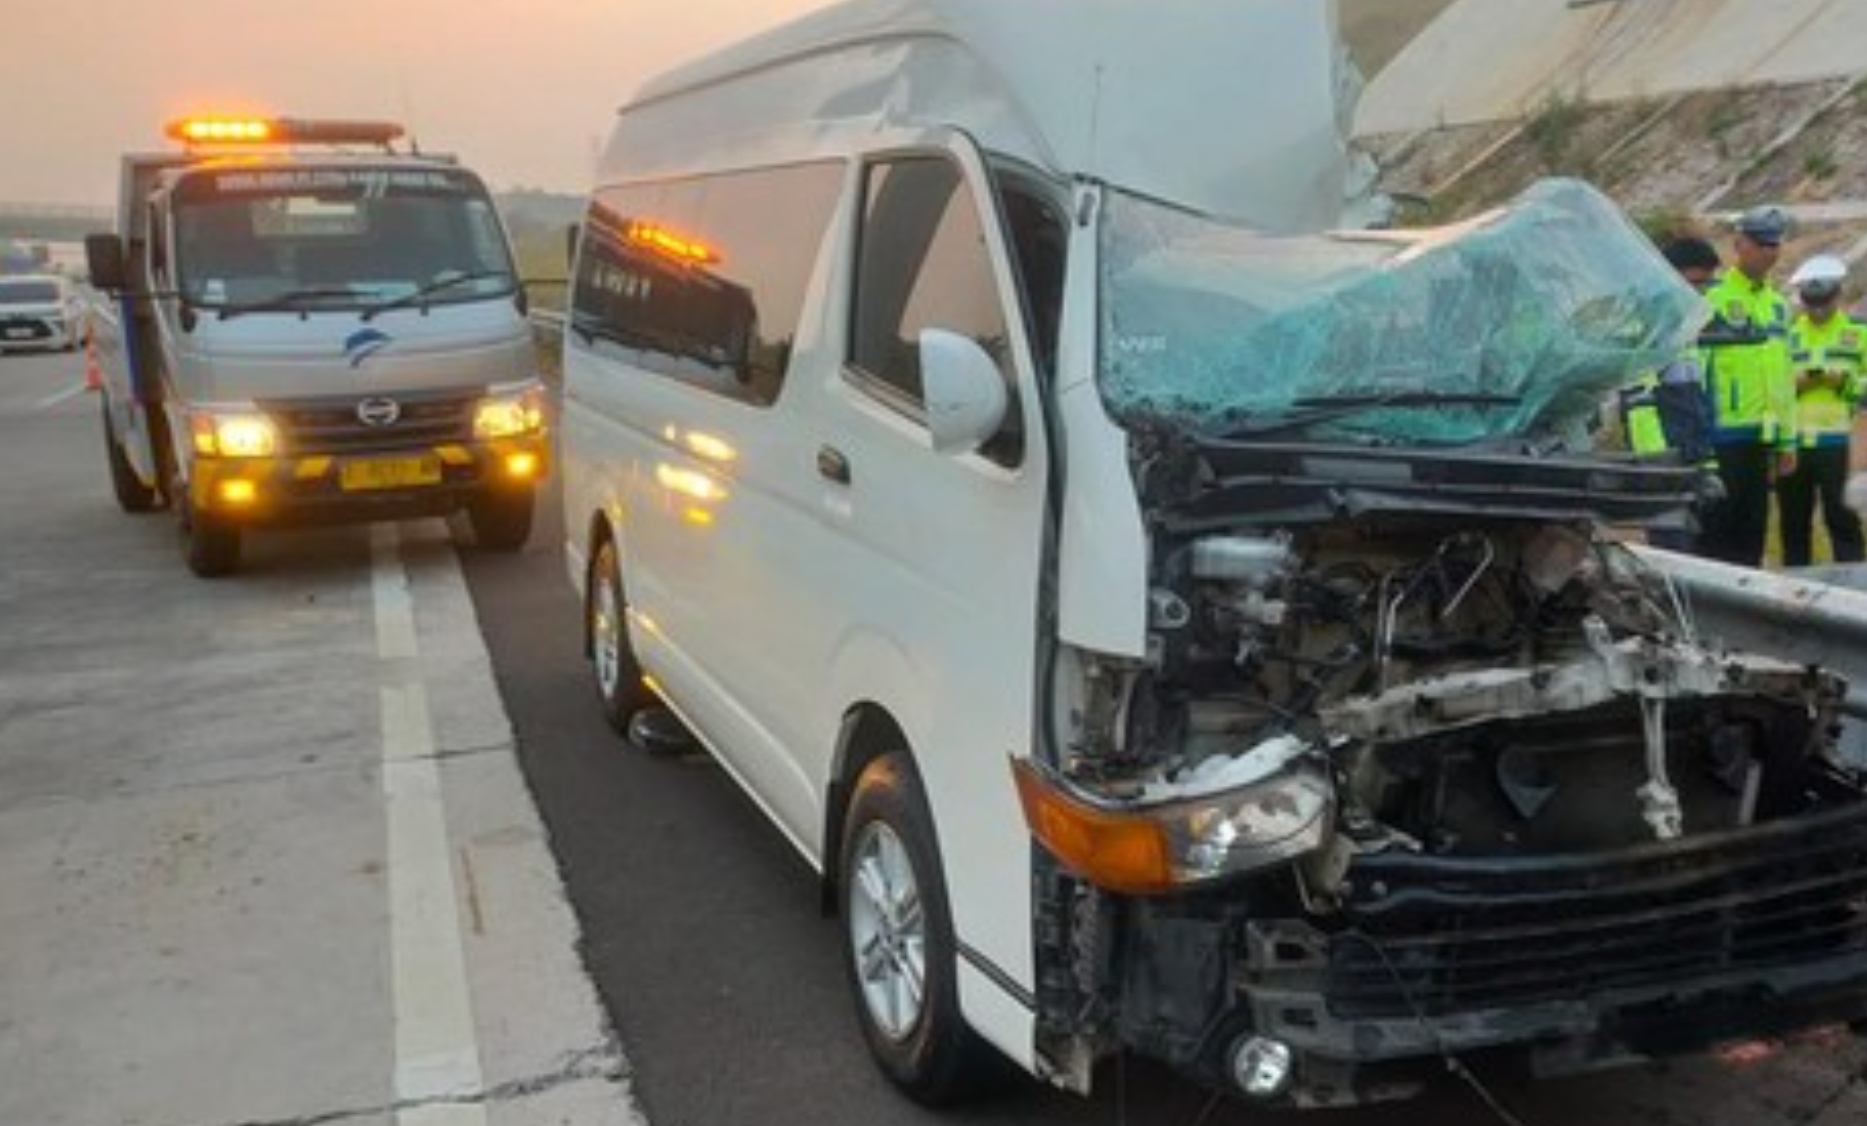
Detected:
left=593, top=559, right=621, bottom=698
left=848, top=820, right=927, bottom=1042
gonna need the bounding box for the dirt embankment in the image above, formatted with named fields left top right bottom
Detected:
left=1365, top=76, right=1867, bottom=268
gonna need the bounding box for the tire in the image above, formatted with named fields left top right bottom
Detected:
left=839, top=753, right=1001, bottom=1105
left=180, top=493, right=240, bottom=578
left=101, top=398, right=159, bottom=513
left=588, top=538, right=656, bottom=733
left=468, top=487, right=534, bottom=550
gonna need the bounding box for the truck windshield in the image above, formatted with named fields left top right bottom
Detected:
left=172, top=166, right=516, bottom=312
left=1096, top=179, right=1705, bottom=447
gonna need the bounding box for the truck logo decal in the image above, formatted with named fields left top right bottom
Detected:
left=356, top=397, right=402, bottom=427
left=344, top=327, right=392, bottom=368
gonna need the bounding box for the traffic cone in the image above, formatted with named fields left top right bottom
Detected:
left=83, top=331, right=102, bottom=392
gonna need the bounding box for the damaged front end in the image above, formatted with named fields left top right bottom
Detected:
left=1019, top=181, right=1867, bottom=1106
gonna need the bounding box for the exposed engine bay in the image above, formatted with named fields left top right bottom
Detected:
left=1052, top=440, right=1852, bottom=881
left=1066, top=515, right=1851, bottom=866
left=1030, top=441, right=1867, bottom=1107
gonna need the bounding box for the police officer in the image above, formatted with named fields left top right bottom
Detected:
left=1619, top=235, right=1720, bottom=551
left=1777, top=253, right=1865, bottom=565
left=1699, top=206, right=1797, bottom=567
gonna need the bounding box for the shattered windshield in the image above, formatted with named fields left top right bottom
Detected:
left=1098, top=178, right=1705, bottom=446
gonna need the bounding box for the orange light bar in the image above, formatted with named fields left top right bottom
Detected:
left=164, top=115, right=405, bottom=148
left=626, top=221, right=720, bottom=266
left=169, top=117, right=274, bottom=144
left=1011, top=759, right=1174, bottom=895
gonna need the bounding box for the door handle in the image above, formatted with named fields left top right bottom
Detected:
left=816, top=444, right=851, bottom=485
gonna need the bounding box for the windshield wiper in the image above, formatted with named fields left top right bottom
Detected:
left=1216, top=392, right=1523, bottom=441
left=214, top=286, right=360, bottom=321
left=362, top=270, right=511, bottom=321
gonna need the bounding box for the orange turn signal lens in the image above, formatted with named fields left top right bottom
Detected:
left=1011, top=759, right=1174, bottom=894
left=504, top=451, right=540, bottom=480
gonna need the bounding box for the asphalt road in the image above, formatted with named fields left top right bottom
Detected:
left=4, top=339, right=1865, bottom=1126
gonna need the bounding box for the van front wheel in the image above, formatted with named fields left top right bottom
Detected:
left=589, top=538, right=655, bottom=733
left=839, top=753, right=999, bottom=1105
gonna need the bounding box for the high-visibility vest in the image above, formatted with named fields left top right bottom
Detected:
left=1617, top=353, right=1717, bottom=466
left=1788, top=312, right=1865, bottom=448
left=1620, top=373, right=1668, bottom=454
left=1701, top=269, right=1795, bottom=448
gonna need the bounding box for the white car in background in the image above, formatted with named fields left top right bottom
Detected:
left=0, top=274, right=85, bottom=352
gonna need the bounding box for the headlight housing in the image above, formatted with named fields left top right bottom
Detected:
left=1011, top=740, right=1333, bottom=895
left=474, top=381, right=546, bottom=440
left=190, top=408, right=279, bottom=458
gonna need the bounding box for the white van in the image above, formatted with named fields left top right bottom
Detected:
left=0, top=273, right=85, bottom=352
left=562, top=0, right=1867, bottom=1110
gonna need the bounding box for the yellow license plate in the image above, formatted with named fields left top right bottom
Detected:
left=339, top=455, right=442, bottom=491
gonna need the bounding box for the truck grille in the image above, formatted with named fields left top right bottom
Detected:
left=260, top=390, right=478, bottom=454
left=1325, top=803, right=1867, bottom=1018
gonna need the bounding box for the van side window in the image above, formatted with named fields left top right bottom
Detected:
left=851, top=156, right=1023, bottom=466
left=571, top=162, right=842, bottom=407
left=995, top=180, right=1067, bottom=378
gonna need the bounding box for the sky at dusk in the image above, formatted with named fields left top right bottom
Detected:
left=2, top=0, right=831, bottom=207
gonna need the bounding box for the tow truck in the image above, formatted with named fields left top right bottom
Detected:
left=85, top=114, right=547, bottom=576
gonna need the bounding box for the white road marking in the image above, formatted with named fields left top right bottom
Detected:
left=372, top=524, right=490, bottom=1126
left=33, top=384, right=87, bottom=411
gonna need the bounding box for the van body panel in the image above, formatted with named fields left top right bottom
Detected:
left=624, top=0, right=1359, bottom=231
left=1053, top=195, right=1148, bottom=656
left=564, top=123, right=1051, bottom=1062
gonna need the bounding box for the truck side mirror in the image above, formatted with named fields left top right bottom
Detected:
left=919, top=328, right=1009, bottom=455
left=564, top=222, right=581, bottom=271
left=85, top=234, right=127, bottom=292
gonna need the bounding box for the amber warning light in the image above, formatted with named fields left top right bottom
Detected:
left=165, top=116, right=405, bottom=148
left=625, top=221, right=720, bottom=266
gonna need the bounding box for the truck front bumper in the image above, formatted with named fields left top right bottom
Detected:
left=188, top=435, right=548, bottom=525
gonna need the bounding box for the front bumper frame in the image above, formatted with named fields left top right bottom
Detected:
left=187, top=434, right=548, bottom=525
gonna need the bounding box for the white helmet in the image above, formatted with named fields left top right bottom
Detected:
left=1790, top=254, right=1849, bottom=290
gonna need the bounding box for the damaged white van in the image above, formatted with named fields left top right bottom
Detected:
left=561, top=0, right=1867, bottom=1110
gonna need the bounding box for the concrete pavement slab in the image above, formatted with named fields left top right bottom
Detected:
left=0, top=353, right=644, bottom=1126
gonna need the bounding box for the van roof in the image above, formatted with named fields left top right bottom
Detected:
left=608, top=0, right=1361, bottom=231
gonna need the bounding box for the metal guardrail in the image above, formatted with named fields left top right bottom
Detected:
left=1643, top=548, right=1867, bottom=765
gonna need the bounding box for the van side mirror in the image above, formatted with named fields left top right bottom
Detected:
left=85, top=234, right=127, bottom=292
left=920, top=328, right=1008, bottom=455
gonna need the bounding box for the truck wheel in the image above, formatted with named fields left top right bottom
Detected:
left=101, top=398, right=158, bottom=513
left=588, top=538, right=656, bottom=733
left=839, top=753, right=1000, bottom=1105
left=468, top=487, right=533, bottom=550
left=180, top=496, right=240, bottom=578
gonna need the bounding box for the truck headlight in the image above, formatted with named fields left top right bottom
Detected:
left=1011, top=749, right=1333, bottom=895
left=474, top=381, right=545, bottom=439
left=190, top=409, right=279, bottom=458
